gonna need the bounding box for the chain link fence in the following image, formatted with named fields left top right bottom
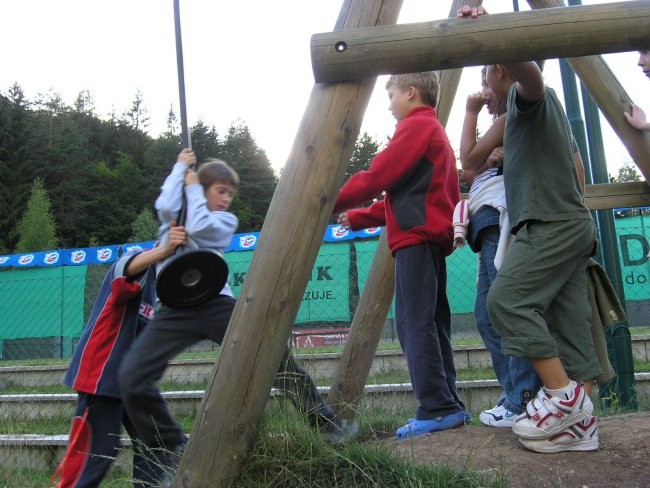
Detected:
left=0, top=213, right=648, bottom=372
left=0, top=213, right=648, bottom=459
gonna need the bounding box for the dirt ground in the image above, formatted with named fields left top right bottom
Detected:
left=379, top=411, right=650, bottom=487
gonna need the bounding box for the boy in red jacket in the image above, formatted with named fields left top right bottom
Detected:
left=334, top=71, right=470, bottom=438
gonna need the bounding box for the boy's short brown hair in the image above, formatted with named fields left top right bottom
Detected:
left=385, top=72, right=440, bottom=109
left=197, top=159, right=239, bottom=190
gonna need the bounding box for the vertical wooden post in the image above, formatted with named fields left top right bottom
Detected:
left=527, top=0, right=650, bottom=180
left=173, top=2, right=403, bottom=487
left=325, top=0, right=483, bottom=423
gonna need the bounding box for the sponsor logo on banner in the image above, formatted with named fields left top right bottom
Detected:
left=240, top=234, right=257, bottom=249
left=0, top=257, right=9, bottom=265
left=363, top=227, right=381, bottom=236
left=19, top=254, right=34, bottom=265
left=97, top=248, right=113, bottom=262
left=125, top=245, right=144, bottom=253
left=332, top=225, right=349, bottom=239
left=71, top=250, right=86, bottom=264
left=45, top=252, right=60, bottom=265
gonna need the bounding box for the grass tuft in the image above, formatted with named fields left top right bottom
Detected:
left=229, top=406, right=505, bottom=488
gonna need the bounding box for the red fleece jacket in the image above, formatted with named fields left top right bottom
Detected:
left=333, top=106, right=459, bottom=255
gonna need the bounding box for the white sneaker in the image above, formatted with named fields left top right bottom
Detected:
left=512, top=383, right=593, bottom=440
left=519, top=415, right=599, bottom=453
left=479, top=404, right=516, bottom=427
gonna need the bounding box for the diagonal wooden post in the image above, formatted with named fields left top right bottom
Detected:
left=528, top=0, right=650, bottom=181
left=326, top=0, right=482, bottom=422
left=173, top=2, right=403, bottom=487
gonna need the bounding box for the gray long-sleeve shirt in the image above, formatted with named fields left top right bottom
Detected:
left=155, top=162, right=238, bottom=296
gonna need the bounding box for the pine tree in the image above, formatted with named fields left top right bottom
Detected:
left=129, top=208, right=160, bottom=243
left=15, top=178, right=58, bottom=252
left=1, top=83, right=36, bottom=250
left=219, top=122, right=277, bottom=231
left=343, top=132, right=382, bottom=184
left=86, top=152, right=147, bottom=245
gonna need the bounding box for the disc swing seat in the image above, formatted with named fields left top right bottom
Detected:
left=156, top=0, right=229, bottom=309
left=155, top=225, right=229, bottom=308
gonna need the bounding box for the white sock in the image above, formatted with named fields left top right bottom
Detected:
left=546, top=380, right=576, bottom=400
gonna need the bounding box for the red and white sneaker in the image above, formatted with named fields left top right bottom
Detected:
left=519, top=415, right=599, bottom=453
left=512, top=382, right=593, bottom=440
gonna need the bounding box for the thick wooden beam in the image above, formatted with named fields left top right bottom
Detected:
left=460, top=182, right=650, bottom=210
left=584, top=181, right=650, bottom=210
left=525, top=0, right=650, bottom=182
left=311, top=1, right=650, bottom=83
left=173, top=2, right=403, bottom=487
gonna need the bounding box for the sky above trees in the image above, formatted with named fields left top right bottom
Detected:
left=2, top=1, right=648, bottom=178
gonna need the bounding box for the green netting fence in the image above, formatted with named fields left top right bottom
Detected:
left=0, top=214, right=648, bottom=360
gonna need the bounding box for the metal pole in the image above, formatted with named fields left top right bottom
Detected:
left=580, top=85, right=638, bottom=410
left=173, top=0, right=191, bottom=149
left=558, top=60, right=592, bottom=184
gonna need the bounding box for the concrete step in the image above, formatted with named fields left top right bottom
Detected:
left=1, top=335, right=649, bottom=389
left=2, top=375, right=649, bottom=473
left=0, top=380, right=520, bottom=474
left=2, top=373, right=649, bottom=422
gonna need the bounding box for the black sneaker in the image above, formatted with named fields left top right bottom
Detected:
left=320, top=418, right=359, bottom=444
left=158, top=442, right=186, bottom=488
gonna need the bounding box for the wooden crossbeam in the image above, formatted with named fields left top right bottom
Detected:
left=584, top=181, right=650, bottom=210
left=460, top=181, right=650, bottom=210
left=311, top=1, right=650, bottom=83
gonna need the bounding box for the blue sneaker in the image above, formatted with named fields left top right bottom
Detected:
left=396, top=411, right=471, bottom=439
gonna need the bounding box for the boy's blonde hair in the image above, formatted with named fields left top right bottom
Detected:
left=197, top=159, right=239, bottom=190
left=385, top=72, right=440, bottom=109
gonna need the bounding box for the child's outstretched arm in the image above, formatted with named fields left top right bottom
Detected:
left=340, top=200, right=386, bottom=231
left=125, top=224, right=187, bottom=277
left=456, top=5, right=544, bottom=103
left=624, top=104, right=650, bottom=131
left=456, top=4, right=485, bottom=18
left=337, top=212, right=351, bottom=230
left=502, top=61, right=545, bottom=104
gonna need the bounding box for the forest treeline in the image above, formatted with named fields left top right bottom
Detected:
left=2, top=83, right=639, bottom=255
left=0, top=84, right=290, bottom=253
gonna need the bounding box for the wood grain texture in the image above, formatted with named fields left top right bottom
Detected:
left=174, top=1, right=403, bottom=486
left=311, top=1, right=650, bottom=83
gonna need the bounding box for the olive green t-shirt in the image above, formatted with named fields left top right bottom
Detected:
left=504, top=84, right=592, bottom=231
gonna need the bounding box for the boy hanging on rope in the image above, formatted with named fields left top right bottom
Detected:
left=119, top=149, right=343, bottom=487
